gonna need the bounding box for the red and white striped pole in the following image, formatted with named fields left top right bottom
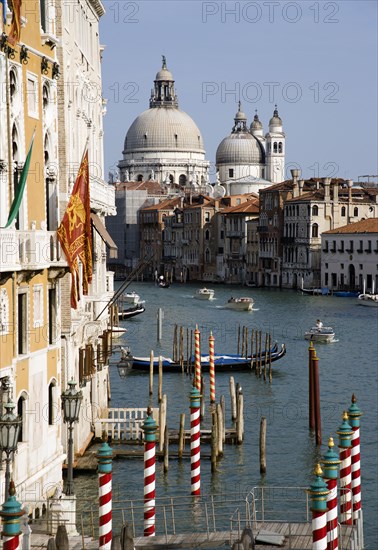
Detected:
left=0, top=481, right=24, bottom=550
left=194, top=325, right=201, bottom=391
left=190, top=386, right=201, bottom=495
left=308, top=464, right=330, bottom=550
left=321, top=437, right=341, bottom=550
left=142, top=413, right=157, bottom=536
left=97, top=441, right=113, bottom=549
left=348, top=394, right=362, bottom=522
left=209, top=331, right=215, bottom=404
left=337, top=411, right=353, bottom=526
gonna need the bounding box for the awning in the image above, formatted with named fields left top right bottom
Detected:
left=90, top=213, right=118, bottom=259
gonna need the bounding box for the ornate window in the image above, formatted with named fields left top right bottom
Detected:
left=312, top=205, right=318, bottom=216
left=312, top=223, right=319, bottom=238
left=0, top=289, right=9, bottom=335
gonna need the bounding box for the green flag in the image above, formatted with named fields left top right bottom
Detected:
left=4, top=132, right=35, bottom=228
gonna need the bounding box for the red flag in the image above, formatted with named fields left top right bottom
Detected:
left=8, top=0, right=22, bottom=46
left=57, top=151, right=92, bottom=309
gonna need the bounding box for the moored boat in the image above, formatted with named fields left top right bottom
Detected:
left=131, top=343, right=286, bottom=372
left=118, top=304, right=145, bottom=319
left=357, top=293, right=378, bottom=307
left=110, top=326, right=128, bottom=338
left=226, top=297, right=254, bottom=311
left=304, top=326, right=335, bottom=343
left=333, top=291, right=359, bottom=298
left=123, top=291, right=142, bottom=304
left=195, top=288, right=215, bottom=300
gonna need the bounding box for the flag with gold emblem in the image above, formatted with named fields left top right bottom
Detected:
left=57, top=150, right=92, bottom=309
left=7, top=0, right=22, bottom=46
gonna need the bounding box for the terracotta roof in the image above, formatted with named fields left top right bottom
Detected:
left=114, top=180, right=163, bottom=193
left=323, top=218, right=378, bottom=234
left=141, top=197, right=181, bottom=211
left=222, top=199, right=259, bottom=214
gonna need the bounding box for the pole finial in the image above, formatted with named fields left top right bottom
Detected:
left=328, top=436, right=334, bottom=448
left=314, top=463, right=323, bottom=476
left=9, top=479, right=15, bottom=497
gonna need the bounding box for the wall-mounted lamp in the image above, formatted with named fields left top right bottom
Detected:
left=41, top=56, right=49, bottom=75
left=20, top=45, right=29, bottom=64
left=52, top=62, right=60, bottom=80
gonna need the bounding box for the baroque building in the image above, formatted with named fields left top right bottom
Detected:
left=118, top=58, right=210, bottom=186
left=216, top=103, right=285, bottom=194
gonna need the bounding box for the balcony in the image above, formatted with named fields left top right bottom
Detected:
left=0, top=229, right=68, bottom=273
left=90, top=176, right=116, bottom=215
left=227, top=231, right=245, bottom=238
left=257, top=226, right=269, bottom=233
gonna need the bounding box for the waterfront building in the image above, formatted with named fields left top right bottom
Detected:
left=106, top=180, right=167, bottom=278
left=55, top=0, right=116, bottom=459
left=216, top=104, right=285, bottom=192
left=0, top=0, right=63, bottom=508
left=222, top=198, right=260, bottom=284
left=245, top=218, right=260, bottom=286
left=281, top=178, right=378, bottom=289
left=321, top=218, right=378, bottom=292
left=118, top=58, right=210, bottom=186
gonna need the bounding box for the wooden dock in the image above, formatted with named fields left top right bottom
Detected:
left=133, top=523, right=355, bottom=548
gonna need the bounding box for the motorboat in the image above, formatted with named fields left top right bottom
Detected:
left=131, top=343, right=286, bottom=372
left=110, top=326, right=128, bottom=339
left=226, top=297, right=254, bottom=311
left=123, top=291, right=142, bottom=304
left=333, top=291, right=359, bottom=298
left=304, top=326, right=335, bottom=343
left=195, top=288, right=215, bottom=300
left=300, top=287, right=330, bottom=296
left=118, top=304, right=145, bottom=319
left=357, top=293, right=378, bottom=307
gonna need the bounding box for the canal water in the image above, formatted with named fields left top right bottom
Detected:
left=76, top=282, right=378, bottom=546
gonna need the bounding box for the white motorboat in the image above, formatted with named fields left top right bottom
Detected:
left=110, top=326, right=128, bottom=339
left=195, top=288, right=215, bottom=300
left=304, top=326, right=335, bottom=343
left=226, top=297, right=254, bottom=311
left=357, top=293, right=378, bottom=307
left=123, top=291, right=141, bottom=305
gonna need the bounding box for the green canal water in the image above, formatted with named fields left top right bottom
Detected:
left=75, top=282, right=378, bottom=546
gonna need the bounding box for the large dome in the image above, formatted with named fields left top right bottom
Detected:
left=216, top=133, right=265, bottom=165
left=123, top=107, right=205, bottom=153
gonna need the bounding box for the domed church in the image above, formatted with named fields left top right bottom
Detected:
left=216, top=102, right=286, bottom=195
left=118, top=57, right=210, bottom=186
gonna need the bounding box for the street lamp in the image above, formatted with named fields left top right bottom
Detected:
left=61, top=380, right=82, bottom=496
left=0, top=401, right=22, bottom=500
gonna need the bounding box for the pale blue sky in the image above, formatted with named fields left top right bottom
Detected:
left=100, top=1, right=377, bottom=182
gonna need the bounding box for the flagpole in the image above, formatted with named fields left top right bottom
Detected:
left=5, top=49, right=13, bottom=212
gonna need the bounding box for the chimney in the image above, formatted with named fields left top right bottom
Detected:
left=347, top=179, right=353, bottom=202
left=333, top=182, right=339, bottom=204
left=323, top=178, right=331, bottom=202
left=291, top=169, right=300, bottom=198
left=298, top=179, right=304, bottom=196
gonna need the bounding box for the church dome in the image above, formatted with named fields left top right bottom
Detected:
left=155, top=67, right=174, bottom=81
left=251, top=112, right=263, bottom=130
left=216, top=103, right=265, bottom=165
left=269, top=105, right=282, bottom=127
left=216, top=133, right=264, bottom=164
left=123, top=107, right=205, bottom=153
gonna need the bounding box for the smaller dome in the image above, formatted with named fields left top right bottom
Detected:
left=251, top=111, right=262, bottom=130
left=269, top=105, right=282, bottom=126
left=155, top=68, right=174, bottom=81
left=234, top=101, right=247, bottom=122
left=216, top=133, right=265, bottom=165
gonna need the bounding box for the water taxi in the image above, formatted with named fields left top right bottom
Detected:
left=226, top=297, right=254, bottom=311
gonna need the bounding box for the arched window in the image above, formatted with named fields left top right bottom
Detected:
left=48, top=381, right=57, bottom=425
left=354, top=207, right=358, bottom=216
left=312, top=205, right=318, bottom=216
left=341, top=206, right=346, bottom=216
left=278, top=142, right=283, bottom=153
left=205, top=248, right=210, bottom=263
left=312, top=223, right=319, bottom=238
left=179, top=174, right=187, bottom=186
left=273, top=142, right=278, bottom=153
left=17, top=394, right=27, bottom=442
left=42, top=82, right=50, bottom=112
left=205, top=229, right=210, bottom=241
left=169, top=174, right=174, bottom=184
left=10, top=69, right=17, bottom=102
left=137, top=174, right=143, bottom=182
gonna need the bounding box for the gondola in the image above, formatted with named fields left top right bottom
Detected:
left=118, top=304, right=145, bottom=320
left=130, top=343, right=286, bottom=372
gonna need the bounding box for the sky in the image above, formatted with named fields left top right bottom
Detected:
left=99, top=1, right=378, bottom=183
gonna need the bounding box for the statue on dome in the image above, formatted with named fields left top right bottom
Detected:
left=162, top=55, right=166, bottom=68
left=125, top=169, right=130, bottom=182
